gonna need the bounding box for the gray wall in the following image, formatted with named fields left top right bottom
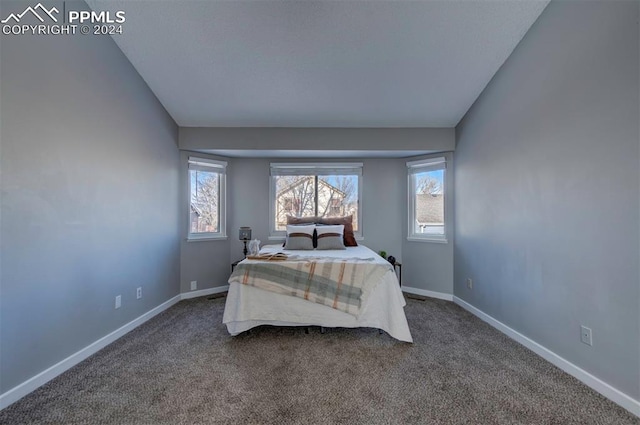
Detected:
left=226, top=158, right=272, bottom=263
left=0, top=1, right=181, bottom=394
left=454, top=0, right=639, bottom=400
left=360, top=158, right=405, bottom=261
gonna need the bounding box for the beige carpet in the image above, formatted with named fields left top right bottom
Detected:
left=0, top=295, right=636, bottom=424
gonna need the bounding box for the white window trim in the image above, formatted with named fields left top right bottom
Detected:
left=407, top=156, right=447, bottom=243
left=269, top=162, right=363, bottom=238
left=187, top=156, right=227, bottom=241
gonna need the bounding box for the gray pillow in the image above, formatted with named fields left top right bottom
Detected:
left=284, top=224, right=315, bottom=250
left=316, top=224, right=346, bottom=250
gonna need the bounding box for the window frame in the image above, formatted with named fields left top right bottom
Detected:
left=407, top=156, right=447, bottom=243
left=269, top=162, right=363, bottom=239
left=187, top=156, right=227, bottom=241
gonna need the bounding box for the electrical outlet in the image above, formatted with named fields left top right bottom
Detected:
left=190, top=281, right=197, bottom=291
left=466, top=278, right=473, bottom=289
left=580, top=326, right=593, bottom=346
left=136, top=287, right=142, bottom=300
left=115, top=295, right=121, bottom=309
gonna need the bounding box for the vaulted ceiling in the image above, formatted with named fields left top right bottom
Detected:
left=88, top=0, right=548, bottom=128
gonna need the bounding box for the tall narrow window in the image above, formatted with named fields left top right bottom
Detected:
left=408, top=157, right=446, bottom=242
left=270, top=163, right=362, bottom=237
left=188, top=157, right=226, bottom=239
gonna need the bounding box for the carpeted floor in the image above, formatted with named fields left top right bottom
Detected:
left=0, top=295, right=637, bottom=424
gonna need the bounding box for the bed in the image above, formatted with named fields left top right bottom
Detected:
left=222, top=244, right=413, bottom=343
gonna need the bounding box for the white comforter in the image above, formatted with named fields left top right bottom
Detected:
left=223, top=244, right=413, bottom=343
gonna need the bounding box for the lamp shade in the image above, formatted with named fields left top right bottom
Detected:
left=239, top=227, right=252, bottom=240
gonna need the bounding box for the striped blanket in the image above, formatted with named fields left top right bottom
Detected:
left=229, top=257, right=393, bottom=317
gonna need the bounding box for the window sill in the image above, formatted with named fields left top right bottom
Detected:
left=406, top=236, right=448, bottom=244
left=187, top=235, right=228, bottom=242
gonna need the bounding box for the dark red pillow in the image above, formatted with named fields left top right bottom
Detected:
left=286, top=216, right=320, bottom=225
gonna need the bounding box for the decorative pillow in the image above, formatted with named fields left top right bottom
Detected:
left=316, top=225, right=346, bottom=250
left=286, top=216, right=319, bottom=247
left=317, top=216, right=358, bottom=247
left=286, top=215, right=357, bottom=247
left=283, top=224, right=315, bottom=250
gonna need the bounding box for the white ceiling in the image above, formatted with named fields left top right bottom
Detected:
left=88, top=0, right=548, bottom=128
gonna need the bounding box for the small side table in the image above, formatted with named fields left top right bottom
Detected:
left=393, top=262, right=402, bottom=286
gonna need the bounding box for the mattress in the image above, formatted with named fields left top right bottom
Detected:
left=223, top=244, right=413, bottom=343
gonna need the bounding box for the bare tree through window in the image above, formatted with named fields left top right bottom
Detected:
left=275, top=175, right=359, bottom=231
left=413, top=170, right=444, bottom=235
left=190, top=170, right=220, bottom=233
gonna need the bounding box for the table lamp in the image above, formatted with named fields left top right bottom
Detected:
left=239, top=227, right=252, bottom=257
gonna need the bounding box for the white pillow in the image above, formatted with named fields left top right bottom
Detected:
left=284, top=224, right=315, bottom=250
left=316, top=224, right=346, bottom=250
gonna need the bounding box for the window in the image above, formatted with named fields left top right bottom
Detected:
left=188, top=156, right=227, bottom=239
left=270, top=163, right=362, bottom=236
left=408, top=157, right=446, bottom=242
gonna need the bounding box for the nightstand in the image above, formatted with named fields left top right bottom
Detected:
left=393, top=263, right=402, bottom=286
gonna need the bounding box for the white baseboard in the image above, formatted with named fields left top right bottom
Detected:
left=402, top=286, right=453, bottom=301
left=0, top=283, right=235, bottom=410
left=0, top=285, right=235, bottom=410
left=453, top=296, right=640, bottom=418
left=8, top=287, right=635, bottom=417
left=180, top=285, right=229, bottom=300
left=0, top=294, right=182, bottom=410
left=0, top=284, right=232, bottom=410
